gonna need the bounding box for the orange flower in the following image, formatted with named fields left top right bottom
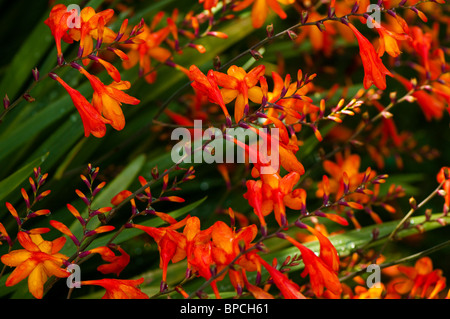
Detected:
left=73, top=64, right=140, bottom=131
left=387, top=257, right=447, bottom=299
left=182, top=216, right=222, bottom=298
left=256, top=255, right=306, bottom=299
left=409, top=27, right=433, bottom=74
left=374, top=22, right=411, bottom=58
left=244, top=171, right=306, bottom=229
left=88, top=245, right=130, bottom=276
left=242, top=269, right=275, bottom=299
left=303, top=224, right=340, bottom=272
left=233, top=0, right=295, bottom=29
left=189, top=65, right=232, bottom=126
left=210, top=221, right=259, bottom=293
left=316, top=151, right=374, bottom=202
left=243, top=179, right=268, bottom=229
left=213, top=65, right=266, bottom=123
left=347, top=23, right=393, bottom=90
left=394, top=73, right=445, bottom=121
left=122, top=17, right=172, bottom=83
left=0, top=222, right=12, bottom=246
left=213, top=222, right=258, bottom=265
left=44, top=4, right=73, bottom=64
left=49, top=73, right=109, bottom=138
left=285, top=234, right=342, bottom=297
left=1, top=232, right=69, bottom=299
left=131, top=216, right=189, bottom=285
left=265, top=70, right=318, bottom=126
left=81, top=278, right=149, bottom=299
left=68, top=7, right=117, bottom=59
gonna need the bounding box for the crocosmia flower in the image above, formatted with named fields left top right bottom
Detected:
left=347, top=23, right=393, bottom=90
left=50, top=73, right=109, bottom=138
left=213, top=65, right=265, bottom=123
left=44, top=4, right=73, bottom=64
left=74, top=64, right=141, bottom=131
left=1, top=232, right=69, bottom=299
left=81, top=278, right=149, bottom=299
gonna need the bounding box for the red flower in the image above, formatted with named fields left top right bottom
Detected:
left=88, top=245, right=130, bottom=276
left=132, top=216, right=189, bottom=284
left=44, top=4, right=73, bottom=64
left=50, top=73, right=109, bottom=138
left=81, top=278, right=149, bottom=299
left=256, top=255, right=306, bottom=299
left=189, top=65, right=232, bottom=126
left=285, top=234, right=342, bottom=297
left=347, top=23, right=393, bottom=90
left=244, top=171, right=306, bottom=229
left=74, top=64, right=140, bottom=131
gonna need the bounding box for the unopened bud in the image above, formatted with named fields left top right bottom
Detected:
left=425, top=208, right=432, bottom=221
left=32, top=68, right=39, bottom=81
left=316, top=21, right=326, bottom=32
left=23, top=93, right=35, bottom=103
left=250, top=50, right=263, bottom=60
left=409, top=197, right=417, bottom=210
left=287, top=30, right=297, bottom=40
left=3, top=94, right=10, bottom=109
left=301, top=11, right=309, bottom=24
left=266, top=24, right=274, bottom=38
left=213, top=55, right=221, bottom=70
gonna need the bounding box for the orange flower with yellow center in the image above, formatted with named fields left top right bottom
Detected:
left=214, top=65, right=266, bottom=123
left=67, top=7, right=117, bottom=59
left=1, top=232, right=69, bottom=299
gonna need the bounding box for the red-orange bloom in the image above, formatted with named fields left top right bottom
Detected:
left=395, top=73, right=445, bottom=121
left=189, top=65, right=232, bottom=126
left=68, top=7, right=116, bottom=59
left=50, top=73, right=109, bottom=138
left=285, top=234, right=342, bottom=297
left=122, top=17, right=172, bottom=83
left=256, top=255, right=306, bottom=299
left=88, top=245, right=130, bottom=276
left=81, top=278, right=149, bottom=299
left=1, top=232, right=69, bottom=299
left=211, top=221, right=259, bottom=292
left=214, top=65, right=266, bottom=123
left=347, top=23, right=393, bottom=90
left=387, top=257, right=447, bottom=299
left=74, top=64, right=140, bottom=131
left=182, top=216, right=221, bottom=298
left=132, top=216, right=189, bottom=284
left=44, top=4, right=73, bottom=64
left=374, top=22, right=411, bottom=58
left=244, top=171, right=306, bottom=229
